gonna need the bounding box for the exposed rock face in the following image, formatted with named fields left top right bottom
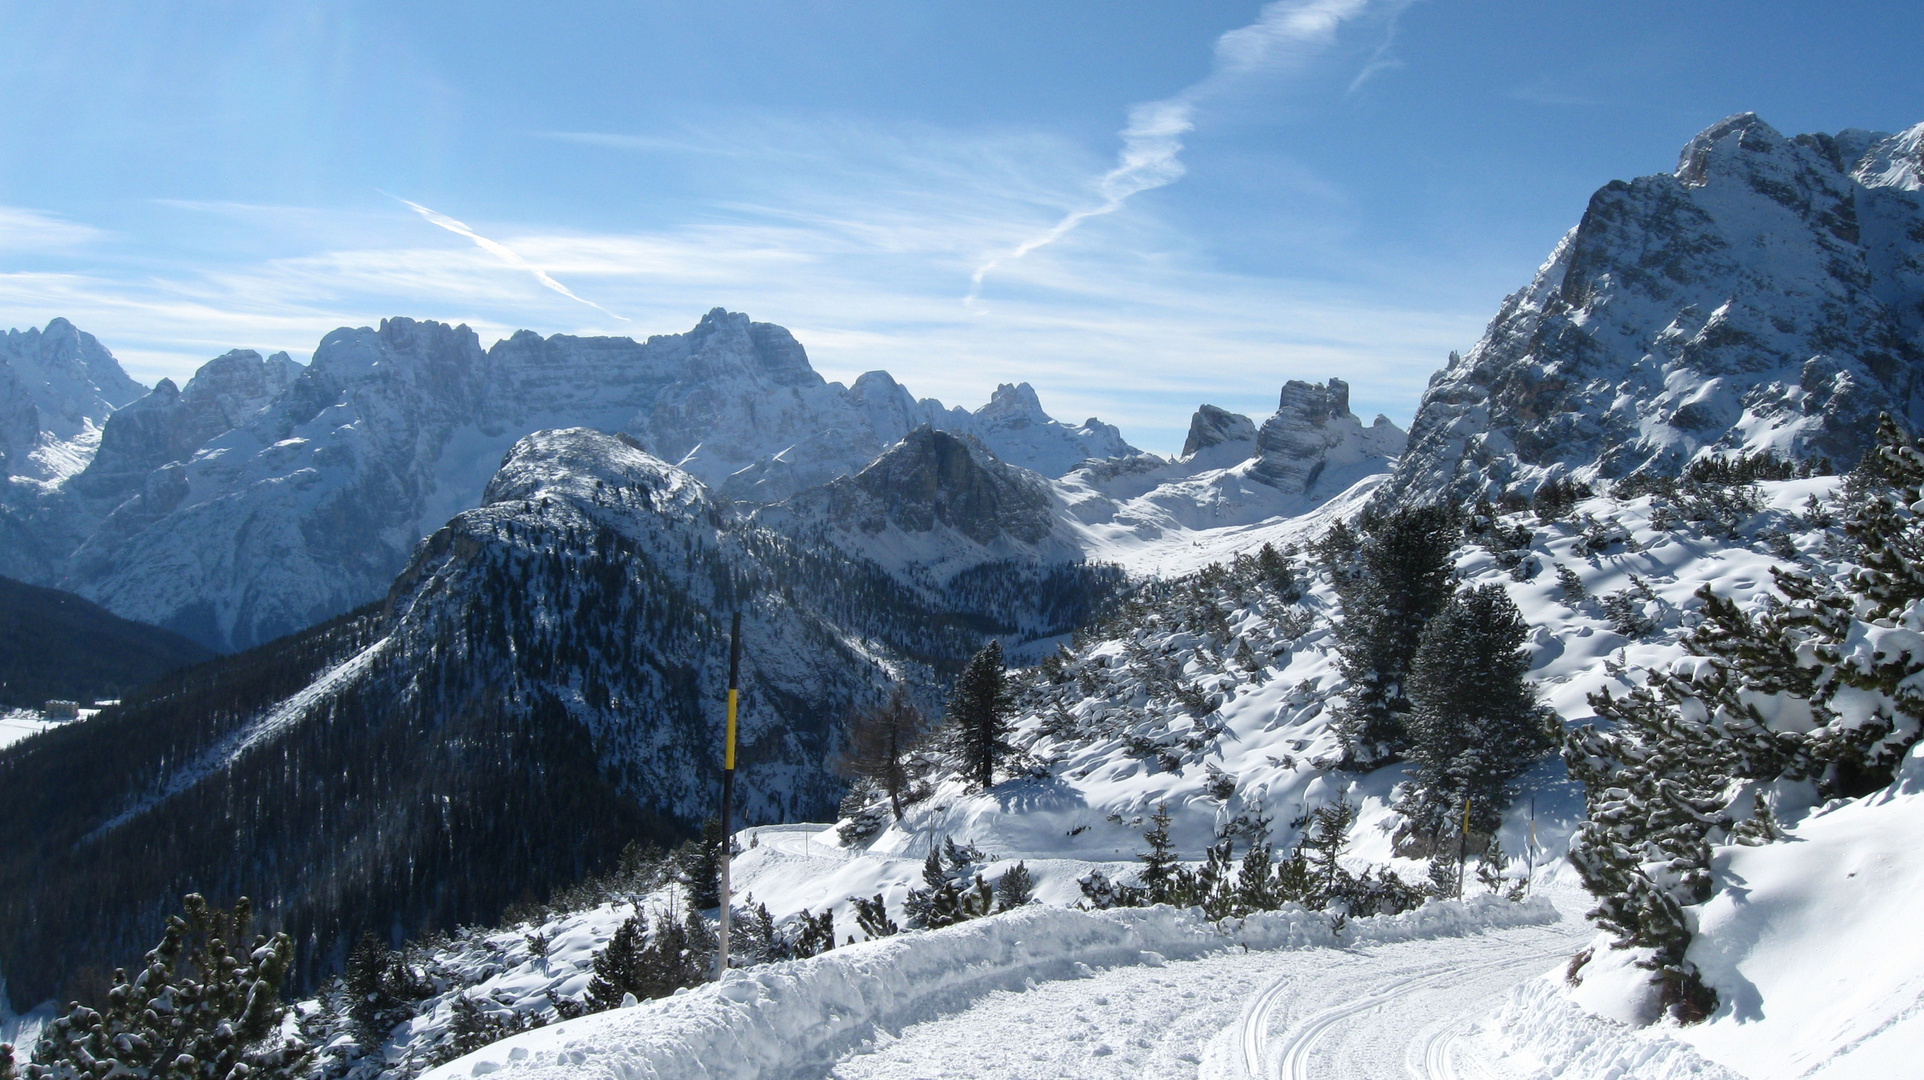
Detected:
left=1181, top=405, right=1257, bottom=462
left=1249, top=379, right=1407, bottom=498
left=1381, top=113, right=1924, bottom=506
left=774, top=426, right=1057, bottom=547
left=74, top=349, right=300, bottom=501
left=0, top=318, right=145, bottom=480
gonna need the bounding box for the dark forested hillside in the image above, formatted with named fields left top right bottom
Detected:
left=0, top=575, right=213, bottom=707
left=0, top=427, right=1113, bottom=1011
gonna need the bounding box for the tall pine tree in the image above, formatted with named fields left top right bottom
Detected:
left=1331, top=506, right=1460, bottom=763
left=948, top=641, right=1014, bottom=791
left=1397, top=584, right=1553, bottom=841
left=840, top=686, right=926, bottom=820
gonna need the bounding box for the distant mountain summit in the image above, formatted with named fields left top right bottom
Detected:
left=1383, top=113, right=1924, bottom=505
left=0, top=318, right=145, bottom=483
left=1, top=309, right=1137, bottom=651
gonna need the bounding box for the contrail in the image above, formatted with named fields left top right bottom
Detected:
left=393, top=196, right=629, bottom=322
left=967, top=0, right=1385, bottom=305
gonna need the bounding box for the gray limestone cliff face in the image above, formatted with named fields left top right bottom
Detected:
left=74, top=350, right=301, bottom=501
left=1249, top=379, right=1407, bottom=498
left=1380, top=113, right=1924, bottom=507
left=1182, top=405, right=1257, bottom=459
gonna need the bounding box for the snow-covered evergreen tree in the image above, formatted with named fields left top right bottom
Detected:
left=1329, top=507, right=1460, bottom=763
left=947, top=641, right=1015, bottom=791
left=1397, top=584, right=1553, bottom=841
left=1565, top=419, right=1924, bottom=1022
left=27, top=895, right=305, bottom=1080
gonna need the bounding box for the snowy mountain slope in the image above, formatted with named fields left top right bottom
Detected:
left=0, top=318, right=145, bottom=483
left=1484, top=751, right=1924, bottom=1080
left=11, top=309, right=1136, bottom=651
left=823, top=476, right=1830, bottom=928
left=1381, top=113, right=1924, bottom=507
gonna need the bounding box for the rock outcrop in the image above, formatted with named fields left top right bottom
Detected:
left=1249, top=379, right=1407, bottom=498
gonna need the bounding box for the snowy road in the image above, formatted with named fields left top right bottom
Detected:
left=827, top=899, right=1589, bottom=1080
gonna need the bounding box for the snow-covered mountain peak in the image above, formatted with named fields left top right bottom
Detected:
left=0, top=317, right=145, bottom=481
left=13, top=308, right=1144, bottom=649
left=756, top=425, right=1066, bottom=558
left=1181, top=404, right=1257, bottom=467
left=1855, top=121, right=1924, bottom=191
left=480, top=427, right=705, bottom=516
left=979, top=381, right=1047, bottom=422
left=1381, top=112, right=1924, bottom=507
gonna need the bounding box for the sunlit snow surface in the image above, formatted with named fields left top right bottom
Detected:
left=326, top=473, right=1924, bottom=1080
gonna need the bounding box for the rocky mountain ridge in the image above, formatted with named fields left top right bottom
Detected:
left=1382, top=113, right=1924, bottom=506
left=0, top=310, right=1139, bottom=651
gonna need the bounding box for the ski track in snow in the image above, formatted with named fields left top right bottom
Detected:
left=825, top=901, right=1591, bottom=1080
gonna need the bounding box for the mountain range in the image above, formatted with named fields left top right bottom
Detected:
left=1, top=111, right=1921, bottom=1011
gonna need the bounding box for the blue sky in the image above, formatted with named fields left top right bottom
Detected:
left=1, top=1, right=1919, bottom=455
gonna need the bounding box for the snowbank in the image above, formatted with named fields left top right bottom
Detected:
left=1674, top=742, right=1924, bottom=1078
left=1488, top=974, right=1744, bottom=1080
left=422, top=896, right=1554, bottom=1080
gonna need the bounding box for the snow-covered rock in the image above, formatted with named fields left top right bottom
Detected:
left=1383, top=113, right=1924, bottom=506
left=1180, top=404, right=1257, bottom=467
left=0, top=318, right=145, bottom=482
left=753, top=426, right=1085, bottom=589
left=1249, top=378, right=1406, bottom=499
left=71, top=349, right=300, bottom=502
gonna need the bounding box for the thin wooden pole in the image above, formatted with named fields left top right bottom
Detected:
left=1455, top=795, right=1472, bottom=898
left=718, top=612, right=741, bottom=979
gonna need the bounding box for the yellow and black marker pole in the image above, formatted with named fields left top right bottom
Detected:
left=717, top=611, right=741, bottom=980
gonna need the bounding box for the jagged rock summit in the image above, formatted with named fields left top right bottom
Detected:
left=0, top=318, right=146, bottom=482
left=1180, top=405, right=1257, bottom=468
left=1250, top=379, right=1407, bottom=499
left=1382, top=112, right=1924, bottom=505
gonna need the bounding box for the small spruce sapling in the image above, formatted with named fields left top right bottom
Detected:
left=995, top=862, right=1035, bottom=911
left=1137, top=803, right=1181, bottom=904
left=853, top=895, right=899, bottom=939
left=1555, top=564, right=1586, bottom=604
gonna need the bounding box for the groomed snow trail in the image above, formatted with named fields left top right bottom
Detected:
left=1245, top=920, right=1590, bottom=1080
left=826, top=910, right=1589, bottom=1080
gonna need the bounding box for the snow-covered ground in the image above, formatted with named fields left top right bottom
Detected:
left=0, top=708, right=86, bottom=751
left=420, top=894, right=1559, bottom=1080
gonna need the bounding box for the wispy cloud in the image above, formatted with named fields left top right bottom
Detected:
left=967, top=0, right=1385, bottom=304
left=0, top=206, right=107, bottom=252
left=391, top=195, right=630, bottom=321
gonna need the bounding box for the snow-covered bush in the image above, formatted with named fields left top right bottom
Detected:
left=1564, top=418, right=1924, bottom=1023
